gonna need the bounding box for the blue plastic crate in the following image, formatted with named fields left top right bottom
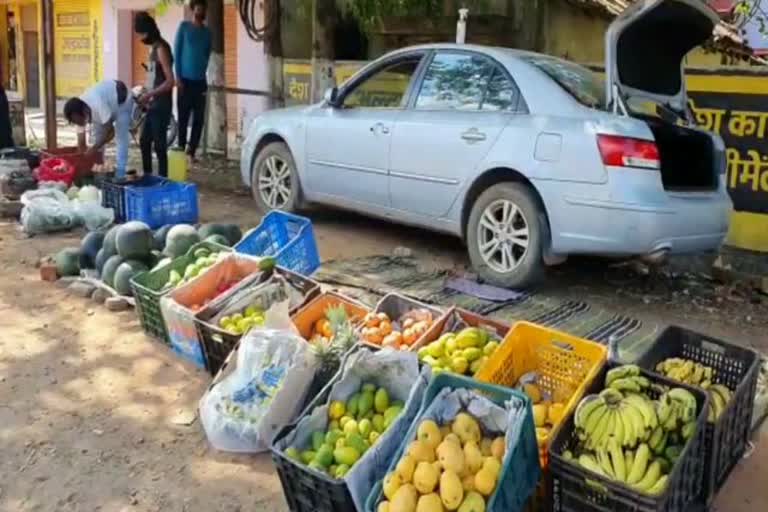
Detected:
left=234, top=211, right=320, bottom=275
left=364, top=373, right=541, bottom=512
left=100, top=175, right=166, bottom=223
left=124, top=178, right=199, bottom=229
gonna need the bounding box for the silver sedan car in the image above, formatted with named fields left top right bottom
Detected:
left=241, top=0, right=731, bottom=287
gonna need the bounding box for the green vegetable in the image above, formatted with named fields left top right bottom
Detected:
left=116, top=221, right=153, bottom=259
left=55, top=248, right=81, bottom=277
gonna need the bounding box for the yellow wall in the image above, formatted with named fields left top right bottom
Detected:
left=543, top=1, right=608, bottom=63
left=53, top=0, right=103, bottom=97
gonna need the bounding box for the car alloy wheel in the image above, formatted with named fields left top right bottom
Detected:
left=258, top=155, right=293, bottom=209
left=476, top=199, right=530, bottom=274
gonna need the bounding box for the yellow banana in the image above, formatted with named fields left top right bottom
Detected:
left=576, top=395, right=605, bottom=429
left=606, top=365, right=640, bottom=386
left=611, top=407, right=626, bottom=447
left=583, top=403, right=610, bottom=437
left=608, top=437, right=627, bottom=482
left=648, top=474, right=669, bottom=495
left=691, top=364, right=704, bottom=385
left=627, top=443, right=650, bottom=485
left=588, top=409, right=611, bottom=450
left=624, top=394, right=658, bottom=430
left=597, top=447, right=615, bottom=478
left=625, top=449, right=635, bottom=472
left=621, top=403, right=646, bottom=446
left=579, top=454, right=606, bottom=477
left=633, top=460, right=662, bottom=492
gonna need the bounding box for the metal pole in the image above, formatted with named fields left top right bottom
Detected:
left=41, top=0, right=57, bottom=148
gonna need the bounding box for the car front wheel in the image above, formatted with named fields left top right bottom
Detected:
left=466, top=182, right=545, bottom=288
left=251, top=142, right=301, bottom=214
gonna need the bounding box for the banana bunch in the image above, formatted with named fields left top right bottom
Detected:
left=577, top=441, right=669, bottom=495
left=706, top=384, right=732, bottom=422
left=655, top=357, right=732, bottom=423
left=575, top=365, right=659, bottom=451
left=655, top=358, right=713, bottom=387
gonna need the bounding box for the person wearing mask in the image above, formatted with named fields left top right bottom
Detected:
left=174, top=0, right=211, bottom=163
left=134, top=12, right=175, bottom=177
left=0, top=61, right=14, bottom=149
left=62, top=80, right=132, bottom=176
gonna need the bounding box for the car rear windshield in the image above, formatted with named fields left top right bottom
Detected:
left=521, top=56, right=606, bottom=110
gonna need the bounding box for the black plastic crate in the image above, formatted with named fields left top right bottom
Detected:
left=100, top=175, right=165, bottom=223
left=196, top=267, right=321, bottom=375
left=636, top=326, right=760, bottom=505
left=549, top=362, right=709, bottom=512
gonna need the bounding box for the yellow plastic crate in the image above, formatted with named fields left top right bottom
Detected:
left=475, top=321, right=607, bottom=468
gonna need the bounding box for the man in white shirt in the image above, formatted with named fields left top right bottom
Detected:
left=63, top=80, right=133, bottom=177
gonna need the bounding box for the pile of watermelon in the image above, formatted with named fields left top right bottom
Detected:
left=54, top=222, right=243, bottom=297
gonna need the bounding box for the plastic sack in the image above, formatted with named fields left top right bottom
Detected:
left=199, top=324, right=317, bottom=453
left=72, top=200, right=114, bottom=231
left=78, top=185, right=100, bottom=202
left=275, top=348, right=430, bottom=511
left=20, top=188, right=81, bottom=235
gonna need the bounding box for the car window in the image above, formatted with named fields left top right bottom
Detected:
left=415, top=53, right=495, bottom=111
left=482, top=68, right=519, bottom=112
left=343, top=57, right=421, bottom=109
left=521, top=55, right=606, bottom=110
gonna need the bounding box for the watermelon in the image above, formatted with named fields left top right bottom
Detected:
left=152, top=224, right=175, bottom=251
left=102, top=225, right=121, bottom=257
left=205, top=234, right=230, bottom=247
left=79, top=231, right=106, bottom=269
left=197, top=223, right=227, bottom=240
left=113, top=260, right=149, bottom=296
left=116, top=221, right=153, bottom=259
left=164, top=224, right=200, bottom=258
left=95, top=248, right=109, bottom=275
left=55, top=248, right=81, bottom=277
left=221, top=223, right=243, bottom=246
left=101, top=255, right=125, bottom=288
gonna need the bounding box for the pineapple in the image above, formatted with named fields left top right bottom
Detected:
left=310, top=305, right=359, bottom=373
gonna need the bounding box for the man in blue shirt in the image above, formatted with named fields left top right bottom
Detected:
left=174, top=0, right=211, bottom=162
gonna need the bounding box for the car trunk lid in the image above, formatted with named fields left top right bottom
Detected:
left=604, top=0, right=719, bottom=116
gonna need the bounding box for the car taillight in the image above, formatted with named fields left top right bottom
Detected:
left=597, top=135, right=660, bottom=170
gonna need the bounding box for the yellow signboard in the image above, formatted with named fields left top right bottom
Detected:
left=53, top=0, right=102, bottom=98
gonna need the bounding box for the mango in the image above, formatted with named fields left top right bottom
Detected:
left=490, top=437, right=505, bottom=461
left=333, top=446, right=361, bottom=466
left=396, top=454, right=416, bottom=483
left=418, top=346, right=430, bottom=359
left=346, top=393, right=361, bottom=418
left=300, top=450, right=316, bottom=464
left=383, top=472, right=403, bottom=500
left=451, top=357, right=469, bottom=375
left=369, top=431, right=381, bottom=445
left=391, top=484, right=418, bottom=512
left=445, top=336, right=459, bottom=356
left=483, top=342, right=499, bottom=356
left=437, top=439, right=465, bottom=475
left=285, top=447, right=301, bottom=462
left=416, top=493, right=444, bottom=512
left=344, top=420, right=359, bottom=436
left=548, top=403, right=566, bottom=425
left=384, top=405, right=404, bottom=428
left=325, top=429, right=343, bottom=447
left=452, top=413, right=481, bottom=444
left=532, top=404, right=549, bottom=428
left=312, top=431, right=325, bottom=451
left=373, top=414, right=386, bottom=433
left=314, top=445, right=334, bottom=467
left=375, top=388, right=391, bottom=413
left=427, top=340, right=446, bottom=359
left=417, top=419, right=442, bottom=449
left=359, top=391, right=375, bottom=418
left=413, top=461, right=440, bottom=494
left=359, top=418, right=373, bottom=437
left=335, top=438, right=347, bottom=449
left=362, top=383, right=377, bottom=394
left=463, top=348, right=482, bottom=362
left=461, top=474, right=476, bottom=493
left=474, top=468, right=496, bottom=497
left=458, top=492, right=486, bottom=512
left=463, top=441, right=483, bottom=474
left=522, top=383, right=543, bottom=404
left=456, top=328, right=481, bottom=349
left=443, top=433, right=462, bottom=446
left=378, top=501, right=391, bottom=512
left=480, top=438, right=493, bottom=457
left=340, top=415, right=353, bottom=428
left=346, top=433, right=367, bottom=454
left=482, top=457, right=502, bottom=479
left=335, top=464, right=350, bottom=478
left=440, top=470, right=464, bottom=511
left=329, top=400, right=346, bottom=420
left=328, top=420, right=340, bottom=432
left=407, top=440, right=436, bottom=464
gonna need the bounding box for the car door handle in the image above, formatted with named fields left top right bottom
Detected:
left=370, top=123, right=390, bottom=135
left=461, top=129, right=486, bottom=142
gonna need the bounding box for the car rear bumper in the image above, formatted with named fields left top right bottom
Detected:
left=539, top=172, right=732, bottom=257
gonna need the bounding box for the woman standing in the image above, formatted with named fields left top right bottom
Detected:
left=134, top=12, right=174, bottom=177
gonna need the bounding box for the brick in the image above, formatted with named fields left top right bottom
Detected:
left=40, top=263, right=59, bottom=282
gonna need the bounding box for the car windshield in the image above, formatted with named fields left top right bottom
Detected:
left=521, top=56, right=606, bottom=110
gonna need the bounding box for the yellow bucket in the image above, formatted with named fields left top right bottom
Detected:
left=168, top=149, right=188, bottom=182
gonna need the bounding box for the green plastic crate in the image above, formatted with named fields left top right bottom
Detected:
left=130, top=241, right=231, bottom=344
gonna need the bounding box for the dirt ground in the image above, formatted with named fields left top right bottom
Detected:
left=1, top=175, right=767, bottom=511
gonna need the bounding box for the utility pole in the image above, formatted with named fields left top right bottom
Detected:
left=264, top=0, right=284, bottom=109
left=310, top=0, right=336, bottom=103
left=41, top=0, right=56, bottom=148
left=206, top=0, right=227, bottom=155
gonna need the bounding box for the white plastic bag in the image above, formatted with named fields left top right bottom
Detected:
left=20, top=188, right=81, bottom=235
left=72, top=200, right=114, bottom=231
left=199, top=316, right=317, bottom=453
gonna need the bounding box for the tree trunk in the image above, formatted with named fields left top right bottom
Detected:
left=310, top=0, right=336, bottom=103
left=206, top=0, right=227, bottom=155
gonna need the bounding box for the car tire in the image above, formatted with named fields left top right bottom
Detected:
left=251, top=142, right=301, bottom=214
left=466, top=182, right=545, bottom=288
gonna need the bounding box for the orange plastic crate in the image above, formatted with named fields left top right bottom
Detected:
left=291, top=291, right=370, bottom=340
left=474, top=321, right=607, bottom=468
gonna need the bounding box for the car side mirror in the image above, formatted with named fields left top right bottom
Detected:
left=324, top=87, right=339, bottom=107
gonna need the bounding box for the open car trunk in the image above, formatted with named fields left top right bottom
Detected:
left=641, top=117, right=718, bottom=191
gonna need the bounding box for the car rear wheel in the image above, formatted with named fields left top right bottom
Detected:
left=467, top=183, right=545, bottom=288
left=251, top=142, right=301, bottom=214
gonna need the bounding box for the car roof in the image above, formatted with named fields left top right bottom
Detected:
left=387, top=43, right=548, bottom=62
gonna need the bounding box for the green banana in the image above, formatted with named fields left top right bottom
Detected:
left=625, top=449, right=635, bottom=473
left=656, top=394, right=672, bottom=425
left=648, top=474, right=669, bottom=495
left=579, top=454, right=606, bottom=477
left=662, top=401, right=679, bottom=432
left=621, top=403, right=647, bottom=445
left=627, top=443, right=650, bottom=485
left=587, top=409, right=611, bottom=449
left=583, top=402, right=610, bottom=437
left=609, top=378, right=641, bottom=393
left=606, top=365, right=640, bottom=386
left=593, top=410, right=616, bottom=449
left=668, top=388, right=697, bottom=422
left=599, top=388, right=624, bottom=406
left=596, top=447, right=615, bottom=478
left=681, top=421, right=697, bottom=441
left=648, top=426, right=665, bottom=454
left=633, top=460, right=662, bottom=492
left=611, top=407, right=626, bottom=447
left=575, top=395, right=604, bottom=429
left=633, top=376, right=651, bottom=389
left=608, top=436, right=626, bottom=482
